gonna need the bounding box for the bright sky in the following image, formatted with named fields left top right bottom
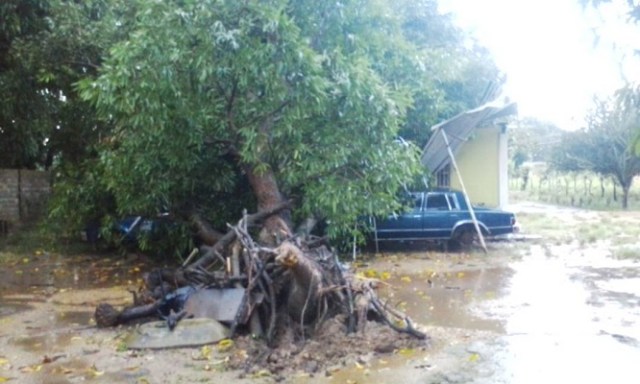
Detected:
left=439, top=0, right=640, bottom=130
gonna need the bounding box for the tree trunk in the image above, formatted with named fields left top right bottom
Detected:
left=243, top=163, right=292, bottom=245
left=189, top=212, right=224, bottom=246
left=622, top=184, right=630, bottom=210
left=520, top=168, right=529, bottom=191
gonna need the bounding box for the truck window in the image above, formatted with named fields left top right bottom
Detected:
left=445, top=193, right=459, bottom=210
left=426, top=194, right=450, bottom=210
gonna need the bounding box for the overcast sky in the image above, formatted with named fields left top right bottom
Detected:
left=439, top=0, right=640, bottom=130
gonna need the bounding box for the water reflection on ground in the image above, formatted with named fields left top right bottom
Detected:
left=492, top=243, right=640, bottom=384
left=329, top=238, right=640, bottom=384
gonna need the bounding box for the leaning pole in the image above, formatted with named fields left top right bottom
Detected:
left=440, top=129, right=488, bottom=253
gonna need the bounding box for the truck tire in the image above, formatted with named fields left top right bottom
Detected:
left=454, top=227, right=476, bottom=247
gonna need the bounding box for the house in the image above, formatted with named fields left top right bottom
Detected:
left=420, top=100, right=518, bottom=209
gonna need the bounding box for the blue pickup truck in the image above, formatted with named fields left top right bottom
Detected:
left=369, top=189, right=518, bottom=247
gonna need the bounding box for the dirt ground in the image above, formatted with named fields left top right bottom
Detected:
left=1, top=202, right=640, bottom=383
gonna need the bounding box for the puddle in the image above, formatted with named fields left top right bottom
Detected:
left=55, top=310, right=94, bottom=326
left=0, top=253, right=149, bottom=361
left=483, top=243, right=640, bottom=384
left=0, top=253, right=149, bottom=295
left=10, top=332, right=76, bottom=353
left=329, top=239, right=640, bottom=384
left=381, top=267, right=511, bottom=332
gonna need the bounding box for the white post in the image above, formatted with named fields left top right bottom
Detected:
left=440, top=129, right=488, bottom=253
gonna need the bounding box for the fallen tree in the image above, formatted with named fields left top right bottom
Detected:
left=94, top=206, right=426, bottom=348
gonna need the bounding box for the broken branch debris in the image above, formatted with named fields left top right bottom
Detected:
left=94, top=205, right=426, bottom=348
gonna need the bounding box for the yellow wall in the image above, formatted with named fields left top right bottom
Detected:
left=450, top=126, right=500, bottom=207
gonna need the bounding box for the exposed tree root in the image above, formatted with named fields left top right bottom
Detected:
left=94, top=205, right=426, bottom=348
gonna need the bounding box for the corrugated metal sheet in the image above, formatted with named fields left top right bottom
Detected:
left=420, top=101, right=518, bottom=173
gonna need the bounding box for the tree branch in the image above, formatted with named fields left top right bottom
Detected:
left=188, top=200, right=292, bottom=270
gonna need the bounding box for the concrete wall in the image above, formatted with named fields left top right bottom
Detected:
left=451, top=125, right=503, bottom=208
left=0, top=169, right=51, bottom=232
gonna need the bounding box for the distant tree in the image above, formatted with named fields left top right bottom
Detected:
left=508, top=117, right=562, bottom=189
left=580, top=0, right=640, bottom=158
left=550, top=93, right=640, bottom=209
left=510, top=117, right=563, bottom=165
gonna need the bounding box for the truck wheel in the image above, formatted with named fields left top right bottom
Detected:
left=455, top=228, right=476, bottom=247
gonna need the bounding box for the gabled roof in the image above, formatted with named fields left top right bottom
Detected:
left=420, top=101, right=518, bottom=173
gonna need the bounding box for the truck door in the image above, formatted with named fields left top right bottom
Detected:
left=422, top=192, right=459, bottom=239
left=376, top=192, right=424, bottom=240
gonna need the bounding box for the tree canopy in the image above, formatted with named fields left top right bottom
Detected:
left=2, top=0, right=503, bottom=256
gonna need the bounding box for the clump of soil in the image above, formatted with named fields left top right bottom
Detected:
left=228, top=315, right=429, bottom=380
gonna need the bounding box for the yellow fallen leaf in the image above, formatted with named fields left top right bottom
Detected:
left=468, top=353, right=480, bottom=362
left=364, top=269, right=378, bottom=278
left=201, top=345, right=212, bottom=360
left=0, top=376, right=10, bottom=383
left=457, top=272, right=465, bottom=278
left=20, top=364, right=42, bottom=373
left=380, top=271, right=392, bottom=280
left=22, top=258, right=29, bottom=264
left=217, top=339, right=234, bottom=352
left=397, top=348, right=415, bottom=357
left=252, top=369, right=271, bottom=377
left=86, top=365, right=104, bottom=377
left=137, top=378, right=150, bottom=384
left=0, top=358, right=8, bottom=366
left=400, top=276, right=412, bottom=283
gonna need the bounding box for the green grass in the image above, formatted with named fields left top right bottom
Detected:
left=611, top=244, right=640, bottom=260
left=510, top=171, right=640, bottom=211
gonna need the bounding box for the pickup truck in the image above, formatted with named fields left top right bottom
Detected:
left=369, top=189, right=518, bottom=247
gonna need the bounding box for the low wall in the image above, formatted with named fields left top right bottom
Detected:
left=0, top=169, right=51, bottom=233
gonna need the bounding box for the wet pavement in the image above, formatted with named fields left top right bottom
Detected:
left=327, top=212, right=640, bottom=383
left=2, top=205, right=640, bottom=383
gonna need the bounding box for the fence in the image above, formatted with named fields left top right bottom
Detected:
left=0, top=169, right=51, bottom=235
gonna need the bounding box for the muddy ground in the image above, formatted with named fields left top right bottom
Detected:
left=1, top=202, right=640, bottom=383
